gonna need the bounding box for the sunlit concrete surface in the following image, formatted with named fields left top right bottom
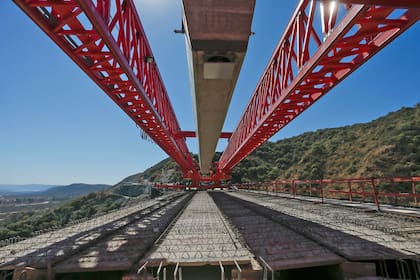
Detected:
left=146, top=191, right=253, bottom=265
left=54, top=194, right=191, bottom=273
left=0, top=193, right=181, bottom=269
left=229, top=190, right=420, bottom=256
left=211, top=192, right=344, bottom=270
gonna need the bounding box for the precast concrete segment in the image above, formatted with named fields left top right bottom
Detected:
left=54, top=193, right=193, bottom=273
left=182, top=0, right=256, bottom=173
left=229, top=191, right=420, bottom=257
left=0, top=193, right=184, bottom=270
left=146, top=191, right=253, bottom=265
left=210, top=192, right=344, bottom=270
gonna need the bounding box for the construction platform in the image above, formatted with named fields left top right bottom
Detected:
left=138, top=191, right=257, bottom=280
left=53, top=194, right=192, bottom=275
left=144, top=191, right=253, bottom=265
left=0, top=193, right=181, bottom=268
left=1, top=190, right=419, bottom=280
left=211, top=191, right=420, bottom=279
left=0, top=193, right=191, bottom=280
left=229, top=190, right=420, bottom=256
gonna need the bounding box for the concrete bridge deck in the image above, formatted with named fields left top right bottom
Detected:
left=229, top=190, right=420, bottom=256
left=0, top=190, right=419, bottom=280
left=144, top=191, right=254, bottom=266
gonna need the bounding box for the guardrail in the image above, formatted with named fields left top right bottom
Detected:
left=234, top=177, right=420, bottom=210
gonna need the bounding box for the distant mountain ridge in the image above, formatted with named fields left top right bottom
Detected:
left=0, top=184, right=54, bottom=195
left=0, top=183, right=111, bottom=198
left=34, top=184, right=111, bottom=198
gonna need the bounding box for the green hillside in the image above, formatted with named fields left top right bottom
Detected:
left=232, top=104, right=420, bottom=183
left=0, top=184, right=163, bottom=241
left=120, top=104, right=420, bottom=184
left=0, top=191, right=126, bottom=240
left=116, top=157, right=183, bottom=185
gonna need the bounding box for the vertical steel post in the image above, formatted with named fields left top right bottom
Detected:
left=219, top=261, right=225, bottom=280
left=371, top=178, right=380, bottom=211
left=174, top=262, right=179, bottom=280
left=48, top=262, right=54, bottom=280
left=234, top=259, right=242, bottom=280
left=361, top=183, right=366, bottom=203
left=292, top=180, right=296, bottom=197
left=156, top=261, right=163, bottom=280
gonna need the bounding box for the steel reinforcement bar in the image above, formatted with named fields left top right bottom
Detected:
left=0, top=192, right=192, bottom=269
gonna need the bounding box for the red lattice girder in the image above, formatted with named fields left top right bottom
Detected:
left=14, top=0, right=197, bottom=176
left=219, top=0, right=420, bottom=172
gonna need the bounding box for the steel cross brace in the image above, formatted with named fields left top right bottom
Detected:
left=219, top=0, right=420, bottom=172
left=13, top=0, right=197, bottom=176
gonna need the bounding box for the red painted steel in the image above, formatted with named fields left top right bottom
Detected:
left=219, top=1, right=420, bottom=173
left=154, top=182, right=228, bottom=190
left=13, top=0, right=198, bottom=178
left=13, top=1, right=420, bottom=185
left=177, top=131, right=232, bottom=139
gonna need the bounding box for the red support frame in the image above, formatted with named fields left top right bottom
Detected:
left=13, top=1, right=420, bottom=186
left=177, top=131, right=232, bottom=139
left=219, top=0, right=420, bottom=173
left=14, top=0, right=198, bottom=177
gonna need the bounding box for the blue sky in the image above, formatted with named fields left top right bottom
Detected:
left=0, top=1, right=419, bottom=185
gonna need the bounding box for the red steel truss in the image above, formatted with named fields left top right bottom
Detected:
left=14, top=0, right=198, bottom=178
left=13, top=1, right=420, bottom=185
left=219, top=1, right=420, bottom=173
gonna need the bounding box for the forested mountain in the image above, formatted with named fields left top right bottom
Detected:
left=231, top=104, right=419, bottom=182
left=116, top=157, right=182, bottom=185
left=0, top=191, right=124, bottom=240
left=0, top=187, right=153, bottom=240
left=121, top=104, right=420, bottom=184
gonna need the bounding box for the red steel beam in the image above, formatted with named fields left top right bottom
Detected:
left=219, top=0, right=420, bottom=172
left=14, top=0, right=198, bottom=177
left=177, top=131, right=232, bottom=139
